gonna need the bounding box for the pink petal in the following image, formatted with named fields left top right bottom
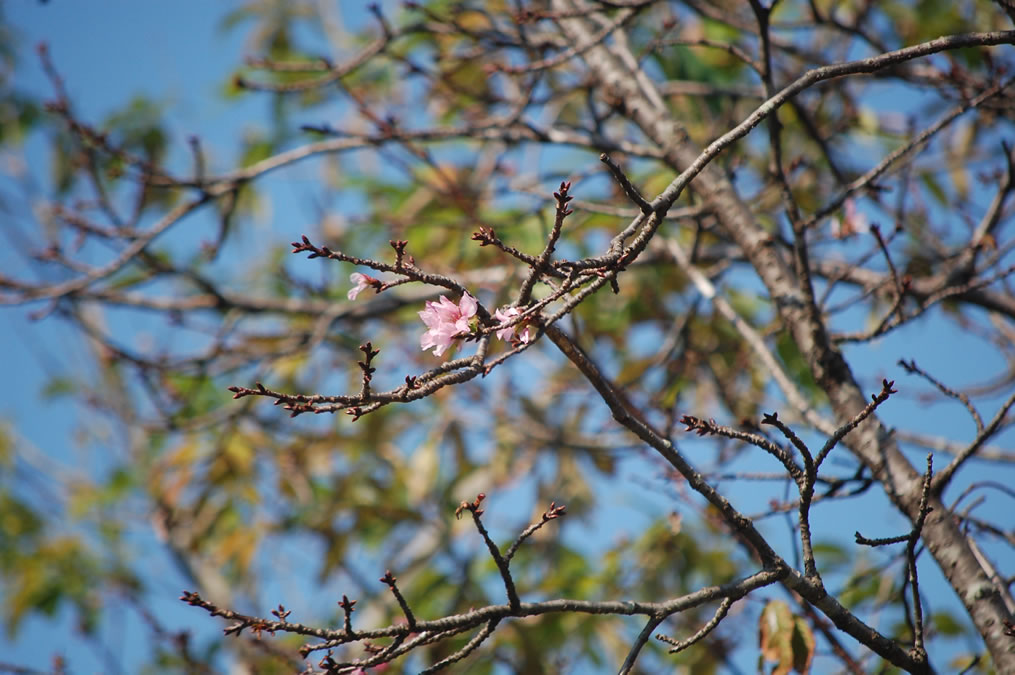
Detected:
left=433, top=296, right=459, bottom=323
left=458, top=293, right=477, bottom=318
left=430, top=334, right=453, bottom=356
left=348, top=272, right=369, bottom=300
left=435, top=322, right=460, bottom=341
left=494, top=306, right=518, bottom=322
left=494, top=306, right=525, bottom=342
left=420, top=331, right=438, bottom=351
left=418, top=304, right=440, bottom=329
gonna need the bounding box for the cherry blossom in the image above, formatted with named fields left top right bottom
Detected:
left=494, top=306, right=534, bottom=345
left=830, top=198, right=870, bottom=239
left=419, top=293, right=477, bottom=357
left=348, top=272, right=379, bottom=300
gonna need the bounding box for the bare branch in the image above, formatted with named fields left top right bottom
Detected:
left=656, top=596, right=734, bottom=653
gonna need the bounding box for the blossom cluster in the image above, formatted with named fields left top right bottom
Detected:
left=347, top=274, right=534, bottom=357
left=492, top=306, right=535, bottom=345
left=417, top=293, right=534, bottom=356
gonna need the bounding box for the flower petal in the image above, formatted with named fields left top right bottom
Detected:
left=348, top=272, right=369, bottom=300
left=458, top=293, right=477, bottom=318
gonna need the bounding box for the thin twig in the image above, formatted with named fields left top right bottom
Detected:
left=516, top=181, right=574, bottom=306
left=380, top=571, right=416, bottom=630
left=761, top=412, right=820, bottom=578
left=504, top=502, right=567, bottom=563
left=656, top=597, right=734, bottom=653
left=680, top=415, right=803, bottom=482
left=419, top=619, right=500, bottom=674
left=898, top=359, right=984, bottom=433
left=465, top=495, right=521, bottom=612
left=618, top=615, right=664, bottom=674
left=869, top=223, right=908, bottom=326
left=813, top=379, right=897, bottom=470
left=906, top=455, right=935, bottom=662
left=933, top=388, right=1015, bottom=494
left=600, top=153, right=652, bottom=214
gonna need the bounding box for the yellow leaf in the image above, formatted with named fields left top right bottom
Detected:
left=760, top=600, right=813, bottom=674
left=223, top=433, right=255, bottom=475
left=407, top=441, right=438, bottom=503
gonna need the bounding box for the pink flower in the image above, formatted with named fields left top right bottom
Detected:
left=348, top=272, right=379, bottom=300
left=830, top=198, right=869, bottom=239
left=494, top=306, right=534, bottom=345
left=419, top=293, right=477, bottom=357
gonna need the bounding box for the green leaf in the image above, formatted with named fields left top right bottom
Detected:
left=0, top=424, right=11, bottom=467
left=920, top=172, right=948, bottom=205
left=931, top=610, right=969, bottom=637
left=0, top=492, right=43, bottom=549
left=102, top=96, right=168, bottom=162
left=40, top=376, right=76, bottom=400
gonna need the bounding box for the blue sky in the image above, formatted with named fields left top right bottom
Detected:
left=2, top=4, right=330, bottom=672
left=2, top=2, right=1013, bottom=673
